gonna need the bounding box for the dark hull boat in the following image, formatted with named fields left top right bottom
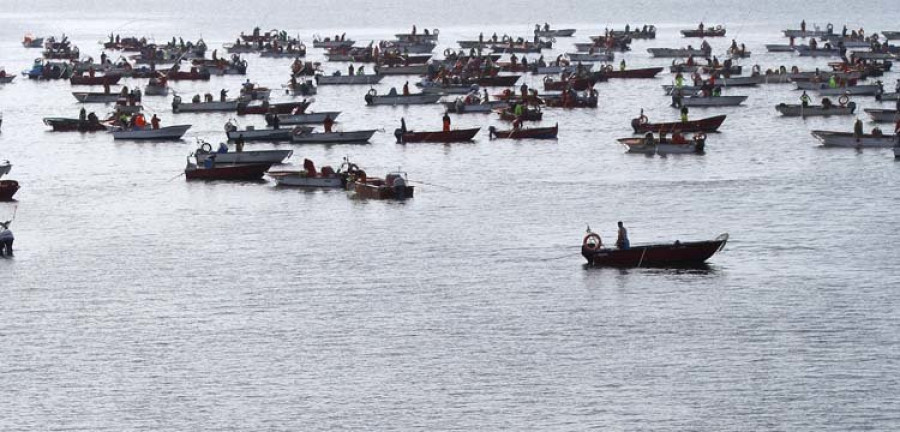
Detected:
left=185, top=163, right=273, bottom=180
left=595, top=67, right=664, bottom=79
left=488, top=124, right=558, bottom=139
left=43, top=117, right=107, bottom=132
left=0, top=180, right=19, bottom=201
left=581, top=233, right=729, bottom=267
left=631, top=114, right=727, bottom=133
left=395, top=127, right=480, bottom=143
left=238, top=101, right=311, bottom=115
left=69, top=75, right=121, bottom=85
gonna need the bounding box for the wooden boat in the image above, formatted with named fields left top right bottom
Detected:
left=810, top=130, right=897, bottom=147
left=610, top=26, right=656, bottom=39
left=534, top=28, right=576, bottom=38
left=72, top=92, right=124, bottom=103
left=596, top=67, right=664, bottom=79
left=476, top=75, right=521, bottom=87
left=618, top=133, right=706, bottom=155
left=543, top=76, right=597, bottom=91
left=184, top=160, right=273, bottom=181
left=442, top=99, right=508, bottom=114
left=291, top=129, right=377, bottom=144
left=776, top=103, right=856, bottom=117
left=766, top=44, right=795, bottom=52
left=171, top=96, right=239, bottom=113
left=364, top=89, right=441, bottom=105
left=43, top=117, right=108, bottom=132
left=111, top=124, right=191, bottom=140
left=237, top=100, right=311, bottom=115
left=395, top=127, right=480, bottom=143
left=69, top=74, right=122, bottom=86
left=581, top=231, right=729, bottom=267
left=674, top=95, right=747, bottom=107
left=0, top=180, right=19, bottom=201
left=497, top=106, right=543, bottom=121
left=647, top=47, right=710, bottom=58
left=487, top=124, right=558, bottom=139
left=864, top=109, right=899, bottom=123
left=350, top=171, right=414, bottom=200
left=315, top=74, right=384, bottom=85
left=670, top=64, right=742, bottom=75
left=224, top=125, right=301, bottom=142
left=542, top=90, right=599, bottom=108
left=267, top=159, right=350, bottom=187
left=681, top=26, right=726, bottom=37
left=166, top=69, right=211, bottom=81
left=268, top=111, right=341, bottom=126
left=192, top=142, right=292, bottom=165
left=631, top=114, right=726, bottom=133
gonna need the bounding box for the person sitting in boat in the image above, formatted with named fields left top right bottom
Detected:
left=712, top=86, right=722, bottom=97
left=800, top=91, right=811, bottom=107
left=87, top=112, right=99, bottom=125
left=204, top=93, right=214, bottom=103
left=544, top=23, right=550, bottom=32
left=872, top=127, right=883, bottom=137
left=616, top=221, right=630, bottom=250
left=0, top=220, right=14, bottom=257
left=730, top=39, right=738, bottom=53
left=643, top=132, right=656, bottom=146
left=192, top=94, right=201, bottom=104
left=217, top=142, right=228, bottom=153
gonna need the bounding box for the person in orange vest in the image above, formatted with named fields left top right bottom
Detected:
left=442, top=112, right=451, bottom=132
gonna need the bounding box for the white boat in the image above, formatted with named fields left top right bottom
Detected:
left=618, top=136, right=706, bottom=155
left=535, top=29, right=576, bottom=38
left=817, top=84, right=883, bottom=96
left=268, top=171, right=344, bottom=187
left=0, top=160, right=10, bottom=177
left=717, top=75, right=766, bottom=86
left=864, top=109, right=899, bottom=123
left=72, top=92, right=122, bottom=103
left=312, top=39, right=355, bottom=49
left=676, top=95, right=747, bottom=107
left=110, top=124, right=191, bottom=140
left=647, top=48, right=709, bottom=58
left=364, top=90, right=441, bottom=105
left=271, top=111, right=341, bottom=125
left=566, top=52, right=614, bottom=62
left=291, top=129, right=377, bottom=144
left=810, top=130, right=897, bottom=148
left=315, top=74, right=384, bottom=85
left=776, top=102, right=856, bottom=117
left=193, top=143, right=293, bottom=165
left=794, top=46, right=841, bottom=57
left=171, top=95, right=239, bottom=113
left=224, top=125, right=308, bottom=141
left=533, top=65, right=581, bottom=75
left=766, top=44, right=795, bottom=52
left=876, top=92, right=900, bottom=101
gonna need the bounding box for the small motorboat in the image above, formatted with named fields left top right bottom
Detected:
left=171, top=95, right=240, bottom=113
left=647, top=47, right=710, bottom=58
left=69, top=74, right=122, bottom=86
left=237, top=100, right=311, bottom=115
left=776, top=102, right=857, bottom=117
left=596, top=67, right=664, bottom=79
left=110, top=124, right=191, bottom=140
left=864, top=109, right=899, bottom=123
left=267, top=111, right=341, bottom=126
left=810, top=130, right=897, bottom=148
left=315, top=74, right=384, bottom=85
left=192, top=140, right=293, bottom=165
left=349, top=170, right=414, bottom=200
left=566, top=52, right=614, bottom=62
left=144, top=76, right=169, bottom=96
left=43, top=117, right=108, bottom=132
left=581, top=230, right=728, bottom=267
left=223, top=121, right=308, bottom=142
left=487, top=124, right=558, bottom=140
left=364, top=88, right=441, bottom=105
left=534, top=27, right=576, bottom=38
left=184, top=157, right=272, bottom=181
left=291, top=129, right=377, bottom=144
left=631, top=114, right=726, bottom=133
left=0, top=160, right=10, bottom=177
left=618, top=133, right=707, bottom=155
left=673, top=95, right=747, bottom=107
left=374, top=65, right=429, bottom=75
left=312, top=36, right=355, bottom=49
left=394, top=127, right=480, bottom=143
left=267, top=158, right=352, bottom=188
left=765, top=44, right=796, bottom=52
left=817, top=84, right=884, bottom=96
left=283, top=79, right=317, bottom=96
left=72, top=91, right=124, bottom=103
left=442, top=98, right=508, bottom=114
left=680, top=25, right=726, bottom=37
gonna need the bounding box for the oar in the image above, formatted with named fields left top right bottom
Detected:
left=166, top=172, right=185, bottom=182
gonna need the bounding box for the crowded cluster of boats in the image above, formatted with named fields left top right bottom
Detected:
left=3, top=20, right=900, bottom=265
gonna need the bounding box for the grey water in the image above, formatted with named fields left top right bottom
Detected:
left=1, top=1, right=899, bottom=430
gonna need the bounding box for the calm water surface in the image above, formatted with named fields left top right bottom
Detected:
left=1, top=1, right=899, bottom=430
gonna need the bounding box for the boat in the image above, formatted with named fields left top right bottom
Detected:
left=69, top=74, right=122, bottom=86
left=267, top=158, right=350, bottom=188
left=776, top=102, right=856, bottom=117
left=349, top=170, right=414, bottom=200
left=534, top=28, right=576, bottom=38
left=783, top=29, right=831, bottom=38
left=876, top=92, right=900, bottom=102
left=237, top=100, right=311, bottom=115
left=291, top=129, right=377, bottom=144
left=581, top=231, right=729, bottom=267
left=794, top=45, right=841, bottom=57
left=0, top=180, right=18, bottom=201
left=192, top=141, right=292, bottom=165
left=543, top=75, right=598, bottom=91
left=23, top=59, right=72, bottom=80
left=22, top=34, right=44, bottom=48
left=110, top=124, right=191, bottom=140
left=283, top=79, right=317, bottom=96
left=442, top=98, right=508, bottom=114
left=0, top=75, right=15, bottom=84
left=312, top=37, right=355, bottom=49
left=395, top=127, right=480, bottom=143
left=647, top=47, right=710, bottom=58
left=166, top=68, right=211, bottom=81
left=674, top=95, right=747, bottom=107
left=631, top=114, right=726, bottom=133
left=610, top=26, right=657, bottom=39
left=316, top=74, right=385, bottom=85
left=171, top=95, right=239, bottom=113
left=864, top=109, right=899, bottom=123
left=810, top=130, right=897, bottom=147
left=144, top=76, right=169, bottom=96
left=364, top=89, right=441, bottom=105
left=765, top=44, right=796, bottom=52
left=596, top=66, right=664, bottom=79
left=817, top=84, right=883, bottom=96
left=487, top=124, right=558, bottom=139
left=497, top=106, right=544, bottom=121
left=43, top=117, right=108, bottom=132
left=223, top=122, right=306, bottom=141
left=72, top=92, right=123, bottom=103
left=566, top=52, right=614, bottom=62
left=374, top=65, right=429, bottom=75
left=267, top=111, right=341, bottom=126
left=618, top=133, right=706, bottom=155
left=184, top=159, right=272, bottom=181
left=0, top=161, right=9, bottom=178
left=681, top=26, right=726, bottom=37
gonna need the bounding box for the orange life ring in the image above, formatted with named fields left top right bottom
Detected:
left=583, top=233, right=602, bottom=250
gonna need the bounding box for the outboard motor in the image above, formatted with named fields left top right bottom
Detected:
left=391, top=175, right=408, bottom=199
left=394, top=128, right=404, bottom=143
left=171, top=95, right=181, bottom=111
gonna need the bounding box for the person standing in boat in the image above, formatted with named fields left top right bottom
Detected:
left=151, top=114, right=160, bottom=130
left=235, top=134, right=245, bottom=153
left=853, top=118, right=864, bottom=141
left=680, top=106, right=689, bottom=123
left=619, top=59, right=626, bottom=72
left=616, top=222, right=630, bottom=250
left=402, top=81, right=410, bottom=96
left=442, top=112, right=451, bottom=132
left=323, top=114, right=334, bottom=133
left=0, top=220, right=13, bottom=257
left=79, top=107, right=87, bottom=126
left=800, top=91, right=811, bottom=107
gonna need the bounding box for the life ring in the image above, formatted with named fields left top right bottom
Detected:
left=752, top=64, right=761, bottom=74
left=838, top=94, right=849, bottom=106
left=715, top=25, right=723, bottom=31
left=200, top=142, right=212, bottom=152
left=543, top=75, right=552, bottom=83
left=638, top=115, right=648, bottom=124
left=604, top=64, right=613, bottom=73
left=583, top=233, right=602, bottom=251
left=367, top=88, right=377, bottom=96
left=433, top=29, right=440, bottom=36
left=694, top=132, right=707, bottom=141
left=444, top=48, right=452, bottom=57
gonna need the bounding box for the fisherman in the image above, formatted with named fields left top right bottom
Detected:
left=323, top=114, right=334, bottom=133
left=151, top=114, right=160, bottom=130
left=217, top=142, right=228, bottom=153
left=442, top=112, right=451, bottom=132
left=348, top=63, right=354, bottom=76
left=520, top=83, right=529, bottom=101
left=235, top=134, right=245, bottom=152
left=79, top=107, right=87, bottom=125
left=800, top=91, right=811, bottom=107
left=0, top=220, right=13, bottom=257
left=271, top=111, right=281, bottom=129
left=400, top=117, right=407, bottom=134
left=403, top=81, right=410, bottom=96
left=828, top=75, right=838, bottom=89
left=615, top=221, right=630, bottom=250
left=514, top=102, right=524, bottom=118
left=220, top=89, right=228, bottom=102
left=680, top=106, right=689, bottom=122
left=675, top=72, right=685, bottom=88
left=801, top=20, right=806, bottom=33
left=853, top=118, right=864, bottom=141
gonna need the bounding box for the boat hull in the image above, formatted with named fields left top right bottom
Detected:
left=226, top=128, right=294, bottom=141
left=677, top=96, right=747, bottom=107
left=396, top=127, right=480, bottom=143
left=43, top=117, right=107, bottom=132
left=632, top=115, right=726, bottom=133
left=864, top=109, right=899, bottom=123
left=195, top=150, right=292, bottom=165
left=291, top=130, right=377, bottom=144
left=172, top=101, right=239, bottom=113
left=366, top=94, right=441, bottom=105
left=111, top=125, right=191, bottom=140
left=268, top=172, right=344, bottom=188
left=811, top=131, right=898, bottom=148
left=488, top=124, right=558, bottom=139
left=269, top=112, right=341, bottom=125
left=185, top=163, right=272, bottom=180
left=582, top=235, right=728, bottom=267
left=776, top=103, right=856, bottom=117
left=0, top=180, right=19, bottom=201
left=316, top=75, right=384, bottom=85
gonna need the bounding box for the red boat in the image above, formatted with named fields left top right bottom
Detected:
left=70, top=74, right=122, bottom=86
left=476, top=75, right=521, bottom=87
left=394, top=127, right=480, bottom=143
left=488, top=124, right=558, bottom=139
left=238, top=100, right=311, bottom=115
left=185, top=162, right=273, bottom=180
left=595, top=66, right=664, bottom=79
left=167, top=68, right=211, bottom=81
left=0, top=180, right=19, bottom=201
left=631, top=114, right=727, bottom=133
left=351, top=171, right=414, bottom=199
left=497, top=107, right=543, bottom=122
left=581, top=231, right=729, bottom=267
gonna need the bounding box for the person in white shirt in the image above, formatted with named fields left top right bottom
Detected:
left=0, top=220, right=13, bottom=257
